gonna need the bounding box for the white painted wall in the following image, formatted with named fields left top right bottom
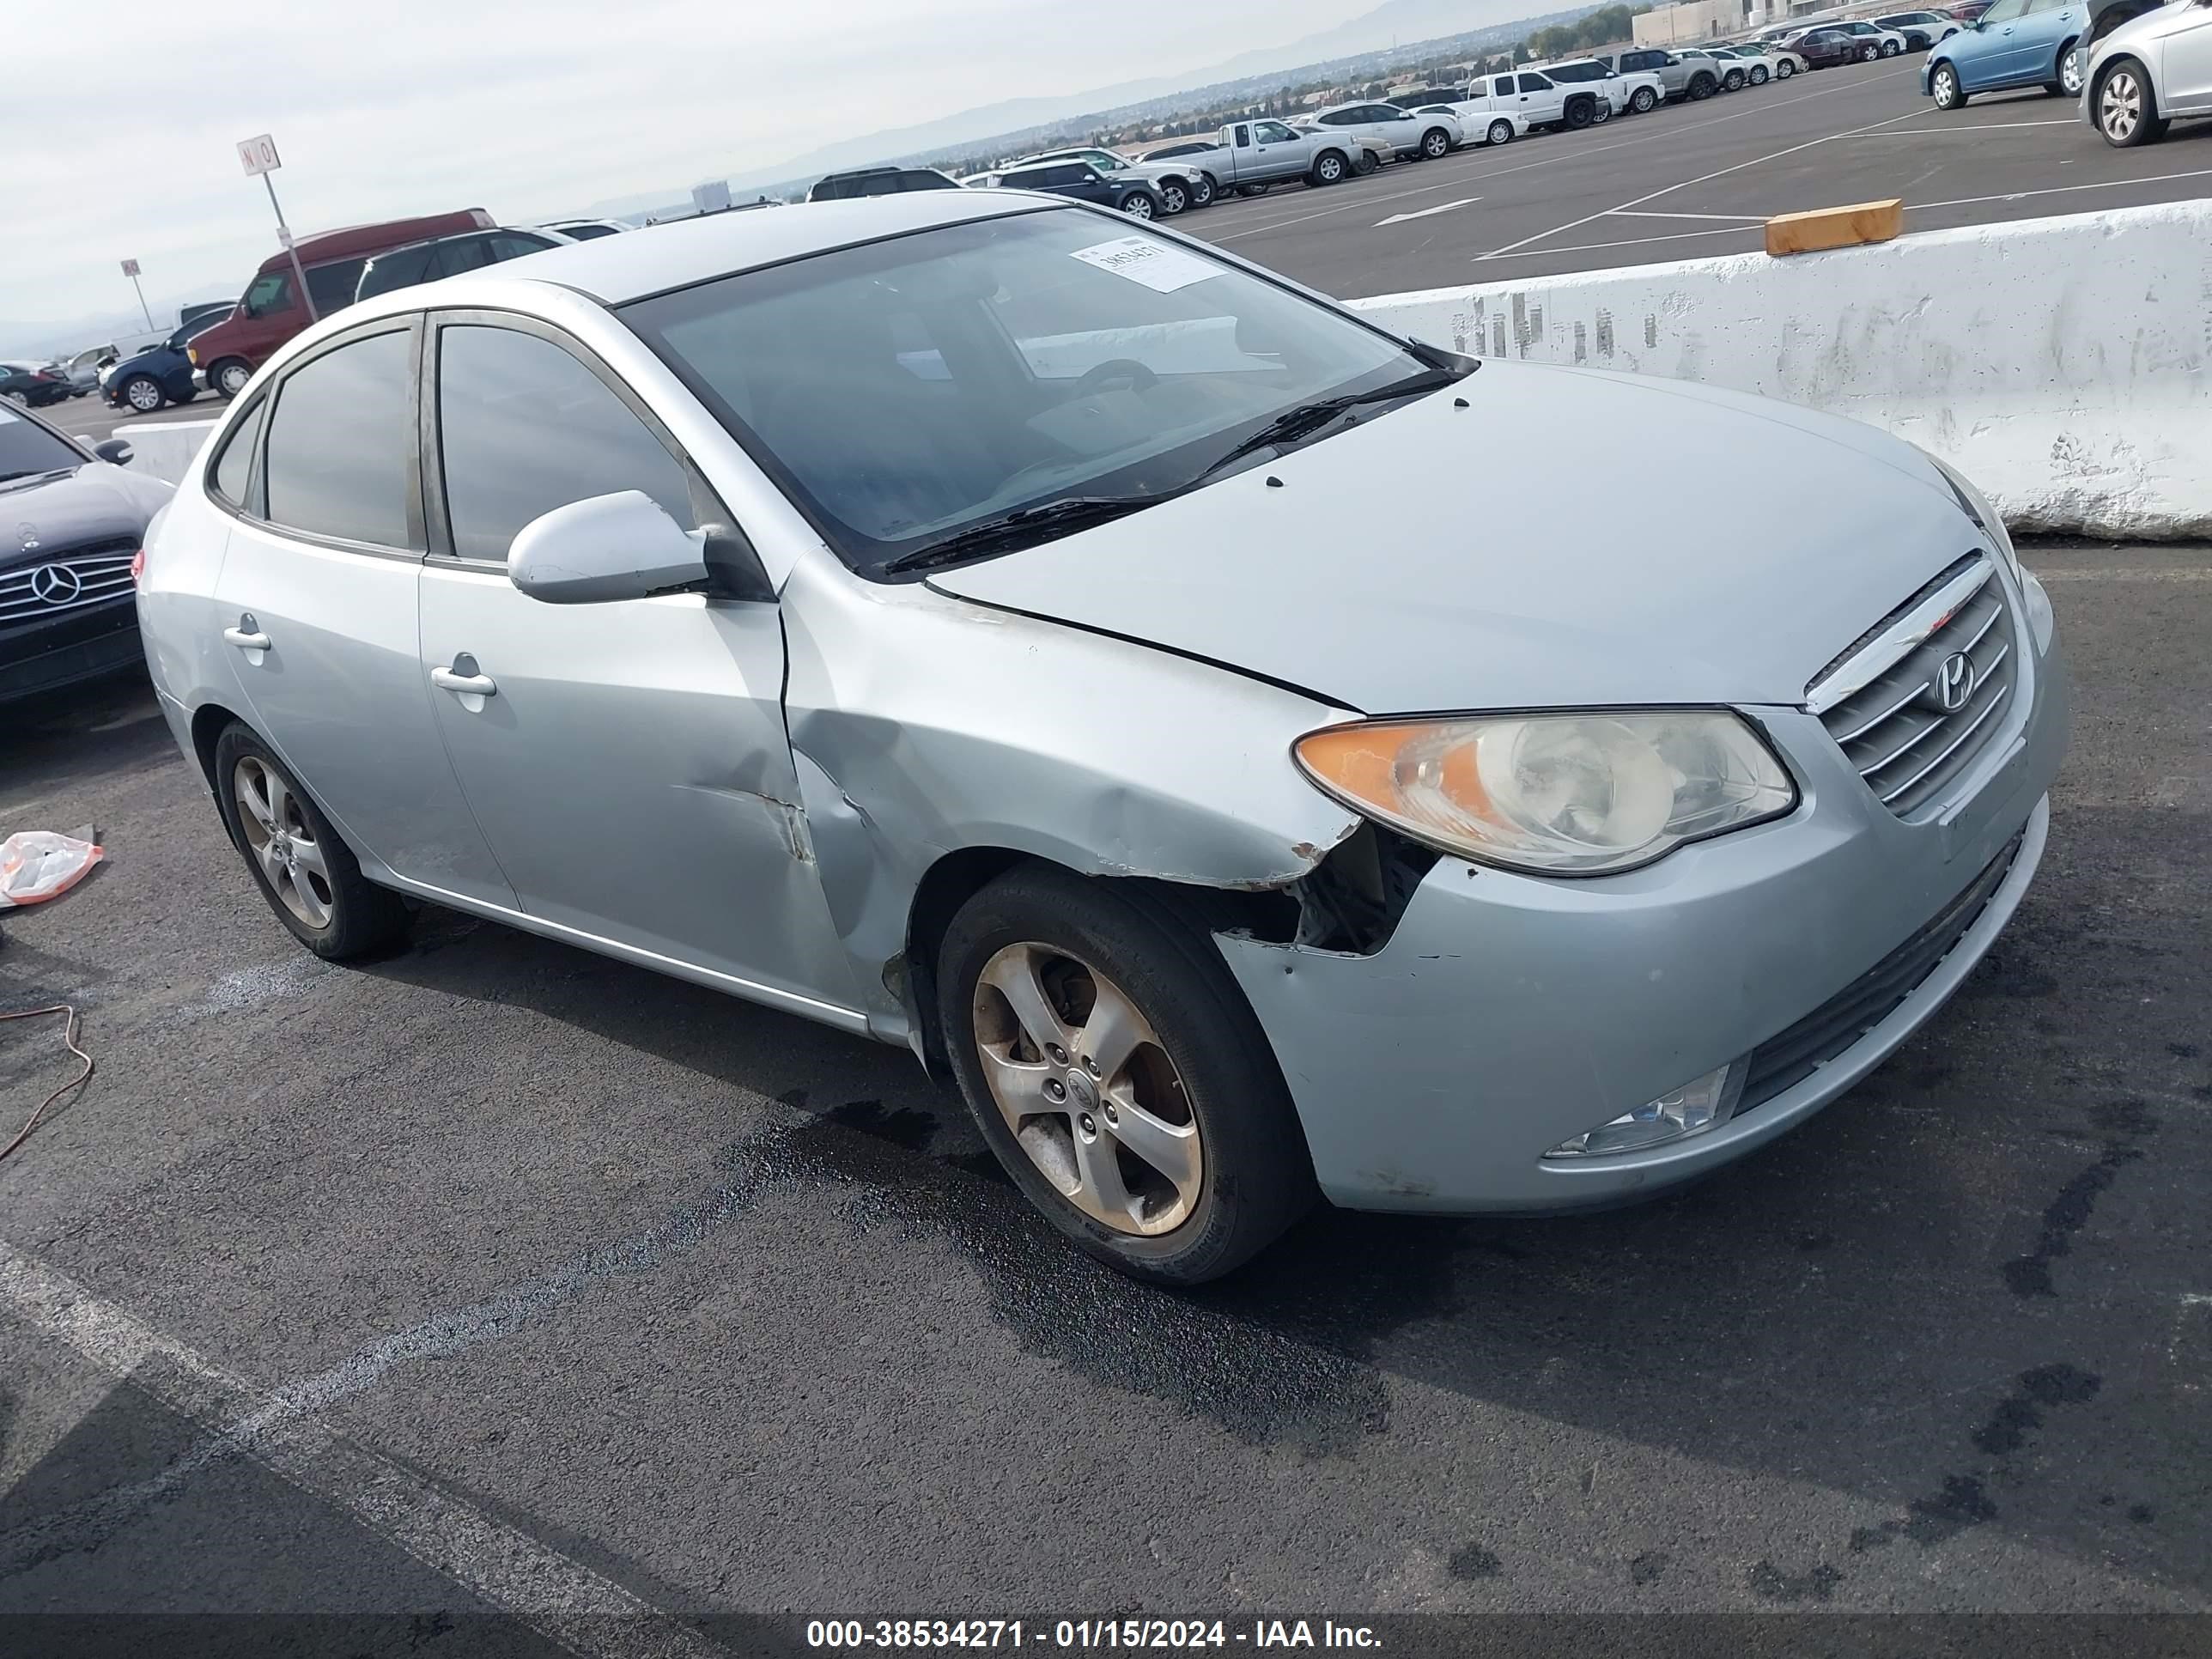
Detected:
left=113, top=418, right=218, bottom=487
left=1350, top=201, right=2212, bottom=539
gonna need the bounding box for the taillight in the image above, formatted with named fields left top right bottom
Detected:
left=130, top=548, right=146, bottom=586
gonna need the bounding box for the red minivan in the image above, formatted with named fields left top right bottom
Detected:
left=188, top=209, right=493, bottom=398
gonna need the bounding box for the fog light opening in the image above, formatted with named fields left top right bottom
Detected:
left=1545, top=1060, right=1747, bottom=1159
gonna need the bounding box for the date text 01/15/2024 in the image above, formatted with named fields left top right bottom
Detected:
left=805, top=1620, right=1382, bottom=1649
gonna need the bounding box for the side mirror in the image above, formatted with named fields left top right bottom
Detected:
left=1079, top=169, right=1102, bottom=184
left=92, top=437, right=133, bottom=466
left=508, top=490, right=716, bottom=605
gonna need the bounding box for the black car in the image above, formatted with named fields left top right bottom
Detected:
left=0, top=402, right=168, bottom=708
left=102, top=313, right=228, bottom=413
left=994, top=161, right=1165, bottom=220
left=807, top=167, right=964, bottom=201
left=354, top=227, right=568, bottom=304
left=1, top=362, right=70, bottom=409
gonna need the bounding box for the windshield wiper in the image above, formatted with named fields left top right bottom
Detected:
left=881, top=495, right=1160, bottom=574
left=1185, top=369, right=1462, bottom=487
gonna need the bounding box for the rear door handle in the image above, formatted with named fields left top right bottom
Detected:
left=223, top=617, right=270, bottom=651
left=432, top=665, right=497, bottom=697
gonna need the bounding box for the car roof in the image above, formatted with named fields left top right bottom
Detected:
left=441, top=191, right=1055, bottom=306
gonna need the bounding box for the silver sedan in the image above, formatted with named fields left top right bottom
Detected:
left=137, top=191, right=2068, bottom=1283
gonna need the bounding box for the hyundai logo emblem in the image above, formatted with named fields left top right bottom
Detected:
left=1931, top=651, right=1976, bottom=714
left=28, top=563, right=83, bottom=605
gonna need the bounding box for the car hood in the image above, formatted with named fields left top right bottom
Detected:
left=107, top=345, right=184, bottom=378
left=927, top=362, right=1982, bottom=715
left=0, top=463, right=171, bottom=572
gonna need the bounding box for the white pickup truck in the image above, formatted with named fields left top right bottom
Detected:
left=1142, top=117, right=1391, bottom=198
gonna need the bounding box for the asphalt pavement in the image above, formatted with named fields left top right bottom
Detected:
left=1, top=542, right=2208, bottom=1651
left=1176, top=56, right=2212, bottom=292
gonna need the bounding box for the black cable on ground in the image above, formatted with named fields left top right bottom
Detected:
left=0, top=1004, right=94, bottom=1164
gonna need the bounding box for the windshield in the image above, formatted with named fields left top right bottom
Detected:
left=622, top=207, right=1434, bottom=579
left=0, top=405, right=86, bottom=481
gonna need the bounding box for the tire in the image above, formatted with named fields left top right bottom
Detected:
left=2095, top=59, right=2164, bottom=146
left=1777, top=58, right=1796, bottom=77
left=937, top=866, right=1315, bottom=1285
left=210, top=358, right=252, bottom=398
left=119, top=374, right=164, bottom=413
left=1881, top=39, right=1901, bottom=56
left=1590, top=97, right=1612, bottom=123
left=1420, top=125, right=1452, bottom=158
left=1309, top=149, right=1347, bottom=185
left=1930, top=61, right=1966, bottom=108
left=1631, top=85, right=1658, bottom=112
left=1860, top=44, right=1879, bottom=61
left=2051, top=41, right=2083, bottom=96
left=1723, top=69, right=1746, bottom=90
left=212, top=724, right=411, bottom=961
left=1188, top=173, right=1216, bottom=208
left=1237, top=182, right=1269, bottom=198
left=1751, top=64, right=1770, bottom=84
left=1487, top=118, right=1515, bottom=145
left=1157, top=180, right=1188, bottom=215
left=1688, top=72, right=1716, bottom=100
left=1565, top=95, right=1595, bottom=128
left=1119, top=191, right=1156, bottom=220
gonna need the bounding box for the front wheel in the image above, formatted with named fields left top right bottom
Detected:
left=1750, top=64, right=1770, bottom=85
left=1590, top=97, right=1612, bottom=124
left=1487, top=118, right=1516, bottom=144
left=1565, top=96, right=1595, bottom=128
left=939, top=866, right=1315, bottom=1285
left=213, top=725, right=411, bottom=960
left=1777, top=58, right=1796, bottom=77
left=211, top=358, right=252, bottom=398
left=1157, top=180, right=1188, bottom=214
left=1310, top=151, right=1347, bottom=185
left=1631, top=85, right=1658, bottom=111
left=119, top=374, right=164, bottom=413
left=1119, top=191, right=1155, bottom=219
left=1930, top=61, right=1966, bottom=108
left=2096, top=61, right=2165, bottom=146
left=1421, top=125, right=1452, bottom=157
left=1237, top=182, right=1269, bottom=197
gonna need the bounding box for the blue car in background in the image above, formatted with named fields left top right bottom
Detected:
left=100, top=312, right=229, bottom=414
left=1924, top=0, right=2089, bottom=106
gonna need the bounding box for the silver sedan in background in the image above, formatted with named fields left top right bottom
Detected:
left=137, top=191, right=2068, bottom=1283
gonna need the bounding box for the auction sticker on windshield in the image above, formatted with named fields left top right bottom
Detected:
left=1071, top=236, right=1221, bottom=293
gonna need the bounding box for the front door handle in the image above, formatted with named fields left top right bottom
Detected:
left=432, top=665, right=497, bottom=697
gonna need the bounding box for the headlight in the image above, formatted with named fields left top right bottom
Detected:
left=1923, top=450, right=2017, bottom=575
left=1293, top=709, right=1796, bottom=876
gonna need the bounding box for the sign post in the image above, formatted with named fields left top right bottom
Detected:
left=118, top=259, right=154, bottom=331
left=236, top=134, right=318, bottom=323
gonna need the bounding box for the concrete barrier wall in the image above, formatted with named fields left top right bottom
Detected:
left=1350, top=201, right=2212, bottom=540
left=116, top=418, right=219, bottom=488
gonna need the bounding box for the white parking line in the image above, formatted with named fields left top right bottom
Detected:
left=0, top=1240, right=727, bottom=1659
left=1205, top=65, right=1918, bottom=244
left=1609, top=209, right=1771, bottom=222
left=1474, top=223, right=1768, bottom=260
left=1376, top=196, right=1482, bottom=226
left=1910, top=166, right=2212, bottom=211
left=1860, top=118, right=2079, bottom=133
left=1475, top=103, right=1929, bottom=260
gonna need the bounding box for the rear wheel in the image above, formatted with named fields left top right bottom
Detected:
left=1751, top=64, right=1770, bottom=84
left=1237, top=182, right=1269, bottom=197
left=1120, top=191, right=1155, bottom=219
left=938, top=866, right=1316, bottom=1285
left=1420, top=125, right=1453, bottom=157
left=1931, top=61, right=1966, bottom=107
left=1881, top=38, right=1902, bottom=55
left=1590, top=97, right=1612, bottom=123
left=1631, top=85, right=1658, bottom=111
left=2051, top=41, right=2083, bottom=95
left=119, top=374, right=164, bottom=413
left=1188, top=173, right=1216, bottom=208
left=213, top=725, right=411, bottom=960
left=1487, top=118, right=1516, bottom=144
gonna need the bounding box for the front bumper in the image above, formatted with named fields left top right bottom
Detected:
left=1216, top=575, right=2069, bottom=1214
left=0, top=602, right=145, bottom=706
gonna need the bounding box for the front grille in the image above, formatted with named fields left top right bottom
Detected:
left=1814, top=562, right=2018, bottom=819
left=1738, top=832, right=2021, bottom=1114
left=0, top=538, right=137, bottom=625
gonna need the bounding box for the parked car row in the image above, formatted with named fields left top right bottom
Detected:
left=1919, top=0, right=2209, bottom=148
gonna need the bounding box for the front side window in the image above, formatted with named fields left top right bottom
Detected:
left=1519, top=73, right=1554, bottom=91
left=622, top=208, right=1440, bottom=580
left=1254, top=120, right=1295, bottom=141
left=263, top=329, right=416, bottom=549
left=210, top=396, right=267, bottom=506
left=241, top=271, right=294, bottom=319
left=436, top=325, right=697, bottom=564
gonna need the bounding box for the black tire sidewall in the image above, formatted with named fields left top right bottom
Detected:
left=936, top=867, right=1314, bottom=1284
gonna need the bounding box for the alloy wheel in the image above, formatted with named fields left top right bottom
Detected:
left=1778, top=58, right=1794, bottom=76
left=234, top=756, right=334, bottom=929
left=1121, top=194, right=1154, bottom=219
left=2061, top=51, right=2084, bottom=95
left=971, top=942, right=1202, bottom=1237
left=2100, top=70, right=2141, bottom=140
left=1159, top=183, right=1187, bottom=213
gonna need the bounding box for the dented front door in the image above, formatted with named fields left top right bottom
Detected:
left=417, top=564, right=860, bottom=1012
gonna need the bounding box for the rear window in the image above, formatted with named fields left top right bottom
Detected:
left=304, top=259, right=365, bottom=316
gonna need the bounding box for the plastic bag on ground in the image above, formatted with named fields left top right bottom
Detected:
left=0, top=828, right=105, bottom=908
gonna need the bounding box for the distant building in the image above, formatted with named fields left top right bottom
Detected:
left=1633, top=0, right=1772, bottom=43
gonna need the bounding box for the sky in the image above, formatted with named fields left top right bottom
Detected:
left=1, top=0, right=1364, bottom=342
